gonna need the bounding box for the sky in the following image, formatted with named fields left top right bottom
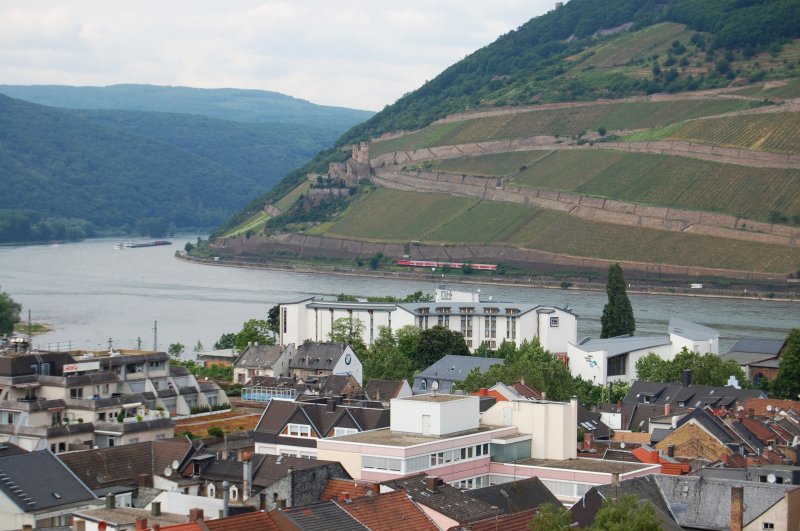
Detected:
left=0, top=1, right=556, bottom=111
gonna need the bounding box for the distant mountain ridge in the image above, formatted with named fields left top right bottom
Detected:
left=0, top=84, right=373, bottom=242
left=0, top=84, right=374, bottom=127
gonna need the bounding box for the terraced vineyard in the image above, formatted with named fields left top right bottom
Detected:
left=434, top=151, right=553, bottom=177
left=669, top=112, right=800, bottom=155
left=565, top=23, right=691, bottom=70
left=322, top=189, right=800, bottom=273
left=370, top=99, right=763, bottom=157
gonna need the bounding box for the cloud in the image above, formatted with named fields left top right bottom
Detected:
left=0, top=0, right=554, bottom=110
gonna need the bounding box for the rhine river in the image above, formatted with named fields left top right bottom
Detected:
left=0, top=237, right=796, bottom=354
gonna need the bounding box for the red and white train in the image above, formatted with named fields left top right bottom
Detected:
left=396, top=259, right=497, bottom=271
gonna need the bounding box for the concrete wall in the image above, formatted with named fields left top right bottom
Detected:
left=390, top=396, right=479, bottom=436
left=481, top=399, right=577, bottom=461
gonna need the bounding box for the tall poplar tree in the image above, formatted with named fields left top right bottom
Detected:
left=600, top=263, right=635, bottom=338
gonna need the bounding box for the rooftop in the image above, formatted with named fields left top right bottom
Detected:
left=575, top=335, right=671, bottom=357
left=516, top=457, right=653, bottom=474
left=327, top=425, right=504, bottom=447
left=668, top=318, right=719, bottom=341
left=75, top=507, right=187, bottom=526
left=402, top=393, right=472, bottom=403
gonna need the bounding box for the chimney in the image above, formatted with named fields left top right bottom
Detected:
left=135, top=518, right=148, bottom=531
left=138, top=473, right=153, bottom=488
left=327, top=397, right=337, bottom=412
left=668, top=444, right=675, bottom=458
left=583, top=432, right=594, bottom=451
left=189, top=508, right=204, bottom=522
left=665, top=403, right=671, bottom=416
left=425, top=476, right=439, bottom=493
left=105, top=493, right=116, bottom=509
left=730, top=486, right=744, bottom=531
left=222, top=480, right=230, bottom=517
left=541, top=391, right=547, bottom=400
left=243, top=450, right=253, bottom=500
left=681, top=369, right=692, bottom=387
left=151, top=501, right=161, bottom=517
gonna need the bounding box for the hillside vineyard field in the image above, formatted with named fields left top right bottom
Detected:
left=216, top=0, right=800, bottom=280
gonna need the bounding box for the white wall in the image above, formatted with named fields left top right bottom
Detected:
left=390, top=396, right=479, bottom=436
left=332, top=346, right=363, bottom=386
left=538, top=309, right=578, bottom=354
left=670, top=333, right=718, bottom=355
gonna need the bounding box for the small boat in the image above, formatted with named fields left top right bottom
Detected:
left=113, top=242, right=123, bottom=249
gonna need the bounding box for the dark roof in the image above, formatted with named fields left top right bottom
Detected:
left=624, top=381, right=764, bottom=409
left=253, top=399, right=388, bottom=445
left=277, top=499, right=367, bottom=530
left=413, top=355, right=504, bottom=393
left=59, top=437, right=195, bottom=490
left=382, top=473, right=500, bottom=524
left=291, top=343, right=350, bottom=371
left=578, top=404, right=612, bottom=439
left=623, top=403, right=691, bottom=432
left=727, top=338, right=786, bottom=356
left=571, top=474, right=680, bottom=530
left=449, top=508, right=540, bottom=531
left=364, top=379, right=405, bottom=401
left=470, top=477, right=559, bottom=515
left=0, top=442, right=27, bottom=457
left=234, top=344, right=284, bottom=369
left=319, top=374, right=360, bottom=397
left=253, top=455, right=348, bottom=489
left=0, top=450, right=96, bottom=512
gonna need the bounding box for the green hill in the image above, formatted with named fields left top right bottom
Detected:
left=212, top=0, right=800, bottom=281
left=0, top=84, right=374, bottom=127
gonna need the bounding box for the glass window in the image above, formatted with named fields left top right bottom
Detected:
left=287, top=423, right=312, bottom=437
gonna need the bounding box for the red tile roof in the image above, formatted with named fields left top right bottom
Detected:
left=511, top=381, right=543, bottom=399
left=205, top=512, right=282, bottom=531
left=739, top=417, right=779, bottom=443
left=320, top=479, right=379, bottom=501
left=471, top=389, right=508, bottom=402
left=337, top=490, right=438, bottom=531
left=743, top=398, right=800, bottom=417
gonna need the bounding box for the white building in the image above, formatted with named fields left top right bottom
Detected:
left=567, top=318, right=720, bottom=386
left=278, top=286, right=577, bottom=354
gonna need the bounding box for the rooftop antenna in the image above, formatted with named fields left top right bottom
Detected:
left=136, top=337, right=142, bottom=351
left=153, top=321, right=158, bottom=351
left=107, top=337, right=113, bottom=351
left=27, top=310, right=32, bottom=350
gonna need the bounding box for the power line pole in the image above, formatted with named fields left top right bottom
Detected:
left=153, top=321, right=158, bottom=352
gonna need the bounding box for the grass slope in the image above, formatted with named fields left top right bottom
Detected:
left=669, top=112, right=800, bottom=154
left=322, top=189, right=800, bottom=273
left=433, top=150, right=800, bottom=222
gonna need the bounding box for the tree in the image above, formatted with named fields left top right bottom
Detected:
left=0, top=292, right=21, bottom=336
left=363, top=326, right=413, bottom=382
left=772, top=328, right=800, bottom=399
left=635, top=352, right=669, bottom=381
left=329, top=317, right=366, bottom=356
left=214, top=332, right=237, bottom=350
left=193, top=340, right=204, bottom=353
left=636, top=348, right=749, bottom=386
left=528, top=502, right=572, bottom=530
left=235, top=319, right=275, bottom=351
left=589, top=495, right=661, bottom=530
left=168, top=342, right=185, bottom=359
left=600, top=263, right=635, bottom=338
left=267, top=304, right=281, bottom=334
left=415, top=325, right=469, bottom=370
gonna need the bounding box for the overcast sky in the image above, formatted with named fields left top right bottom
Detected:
left=0, top=1, right=556, bottom=111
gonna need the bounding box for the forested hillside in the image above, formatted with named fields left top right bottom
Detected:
left=0, top=85, right=373, bottom=242
left=0, top=84, right=374, bottom=128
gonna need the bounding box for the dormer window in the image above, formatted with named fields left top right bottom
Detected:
left=207, top=483, right=216, bottom=498
left=285, top=423, right=312, bottom=437
left=229, top=485, right=238, bottom=501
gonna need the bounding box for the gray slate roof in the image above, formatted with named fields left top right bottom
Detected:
left=576, top=335, right=671, bottom=357
left=727, top=338, right=786, bottom=356
left=234, top=344, right=284, bottom=369
left=668, top=318, right=719, bottom=341
left=655, top=475, right=796, bottom=529
left=291, top=343, right=350, bottom=371
left=0, top=450, right=97, bottom=512
left=415, top=354, right=504, bottom=382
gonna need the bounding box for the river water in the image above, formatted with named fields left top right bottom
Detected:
left=0, top=237, right=796, bottom=354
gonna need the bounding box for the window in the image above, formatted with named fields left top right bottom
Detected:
left=70, top=387, right=83, bottom=399
left=229, top=485, right=238, bottom=501
left=507, top=316, right=517, bottom=340
left=461, top=315, right=473, bottom=338
left=0, top=411, right=14, bottom=425
left=484, top=316, right=496, bottom=339
left=286, top=423, right=312, bottom=437
left=334, top=427, right=358, bottom=437
left=607, top=354, right=628, bottom=377
left=763, top=524, right=775, bottom=530
left=550, top=317, right=559, bottom=327
left=420, top=379, right=427, bottom=391
left=438, top=314, right=450, bottom=327
left=363, top=456, right=401, bottom=471
left=207, top=484, right=216, bottom=498
left=150, top=360, right=165, bottom=371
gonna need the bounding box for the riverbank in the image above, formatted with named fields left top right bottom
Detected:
left=176, top=252, right=799, bottom=303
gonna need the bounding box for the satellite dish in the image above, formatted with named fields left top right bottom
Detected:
left=172, top=460, right=180, bottom=469
left=164, top=467, right=172, bottom=477
left=767, top=473, right=776, bottom=483
left=767, top=405, right=773, bottom=412
left=619, top=442, right=626, bottom=449
left=431, top=381, right=439, bottom=391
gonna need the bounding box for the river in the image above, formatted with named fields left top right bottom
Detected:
left=0, top=237, right=796, bottom=354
